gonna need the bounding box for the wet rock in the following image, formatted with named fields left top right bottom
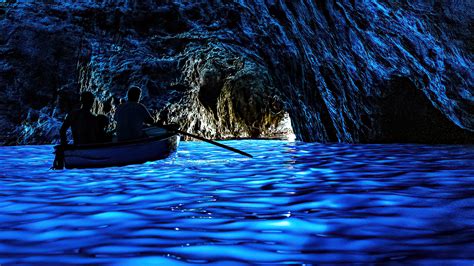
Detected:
left=0, top=1, right=472, bottom=145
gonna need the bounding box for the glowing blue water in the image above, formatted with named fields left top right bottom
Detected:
left=0, top=141, right=473, bottom=265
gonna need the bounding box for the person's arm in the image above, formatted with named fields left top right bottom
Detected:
left=60, top=114, right=71, bottom=145
left=141, top=105, right=156, bottom=125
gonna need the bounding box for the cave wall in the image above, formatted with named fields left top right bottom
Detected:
left=0, top=0, right=472, bottom=144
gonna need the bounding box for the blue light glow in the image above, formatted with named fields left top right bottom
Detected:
left=0, top=141, right=473, bottom=264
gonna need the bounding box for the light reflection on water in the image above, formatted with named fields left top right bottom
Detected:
left=0, top=141, right=473, bottom=265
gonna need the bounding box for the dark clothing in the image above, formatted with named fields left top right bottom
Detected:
left=60, top=109, right=98, bottom=145
left=96, top=114, right=112, bottom=143
left=114, top=102, right=155, bottom=141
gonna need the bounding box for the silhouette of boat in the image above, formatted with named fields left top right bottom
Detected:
left=55, top=133, right=179, bottom=169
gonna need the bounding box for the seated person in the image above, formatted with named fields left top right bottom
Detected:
left=114, top=86, right=156, bottom=141
left=96, top=98, right=115, bottom=143
left=60, top=91, right=98, bottom=145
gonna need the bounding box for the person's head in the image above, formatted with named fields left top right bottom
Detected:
left=102, top=97, right=114, bottom=114
left=127, top=86, right=142, bottom=102
left=80, top=91, right=95, bottom=110
left=114, top=96, right=125, bottom=105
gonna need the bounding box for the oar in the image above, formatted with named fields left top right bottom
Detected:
left=162, top=125, right=253, bottom=158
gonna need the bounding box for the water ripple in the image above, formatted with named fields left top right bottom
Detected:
left=0, top=141, right=473, bottom=264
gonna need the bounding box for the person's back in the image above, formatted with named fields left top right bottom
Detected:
left=60, top=91, right=99, bottom=145
left=68, top=109, right=98, bottom=145
left=114, top=86, right=155, bottom=141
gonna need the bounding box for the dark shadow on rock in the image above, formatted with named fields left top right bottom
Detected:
left=374, top=76, right=473, bottom=144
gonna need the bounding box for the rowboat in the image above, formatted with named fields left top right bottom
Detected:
left=53, top=132, right=179, bottom=169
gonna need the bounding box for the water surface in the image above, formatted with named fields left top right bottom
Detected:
left=0, top=141, right=473, bottom=265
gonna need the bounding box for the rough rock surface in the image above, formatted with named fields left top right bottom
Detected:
left=0, top=0, right=472, bottom=145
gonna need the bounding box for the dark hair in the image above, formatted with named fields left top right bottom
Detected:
left=127, top=86, right=142, bottom=102
left=80, top=91, right=95, bottom=110
left=102, top=97, right=114, bottom=114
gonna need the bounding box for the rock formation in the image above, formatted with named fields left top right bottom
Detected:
left=0, top=0, right=472, bottom=145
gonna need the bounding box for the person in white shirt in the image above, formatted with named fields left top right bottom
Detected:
left=114, top=86, right=156, bottom=141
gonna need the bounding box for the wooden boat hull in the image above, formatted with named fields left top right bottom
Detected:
left=59, top=133, right=179, bottom=169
